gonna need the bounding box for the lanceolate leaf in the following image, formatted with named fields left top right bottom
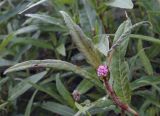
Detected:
left=8, top=71, right=47, bottom=101
left=4, top=59, right=103, bottom=89
left=0, top=33, right=15, bottom=52
left=24, top=90, right=38, bottom=116
left=25, top=14, right=64, bottom=27
left=106, top=0, right=133, bottom=9
left=110, top=19, right=132, bottom=103
left=131, top=76, right=160, bottom=91
left=137, top=39, right=153, bottom=75
left=40, top=101, right=75, bottom=116
left=76, top=79, right=94, bottom=94
left=78, top=0, right=103, bottom=35
left=60, top=11, right=101, bottom=68
left=112, top=62, right=131, bottom=103
left=56, top=76, right=74, bottom=107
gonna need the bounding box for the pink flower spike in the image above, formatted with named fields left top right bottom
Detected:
left=97, top=65, right=109, bottom=77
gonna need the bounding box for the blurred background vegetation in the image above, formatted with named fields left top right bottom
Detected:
left=0, top=0, right=160, bottom=116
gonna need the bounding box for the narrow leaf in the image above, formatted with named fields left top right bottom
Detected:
left=106, top=0, right=133, bottom=9
left=40, top=101, right=75, bottom=116
left=4, top=59, right=103, bottom=89
left=131, top=76, right=160, bottom=91
left=8, top=71, right=47, bottom=101
left=110, top=19, right=132, bottom=103
left=56, top=76, right=74, bottom=107
left=76, top=79, right=94, bottom=94
left=137, top=39, right=153, bottom=75
left=28, top=82, right=63, bottom=103
left=94, top=35, right=110, bottom=56
left=24, top=90, right=38, bottom=116
left=25, top=14, right=63, bottom=27
left=60, top=11, right=101, bottom=68
left=0, top=33, right=15, bottom=52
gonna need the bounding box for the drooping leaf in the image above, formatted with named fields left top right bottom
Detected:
left=110, top=18, right=132, bottom=103
left=60, top=11, right=101, bottom=68
left=40, top=101, right=75, bottom=116
left=137, top=39, right=153, bottom=75
left=4, top=59, right=103, bottom=89
left=106, top=0, right=133, bottom=9
left=56, top=76, right=74, bottom=107
left=8, top=71, right=47, bottom=101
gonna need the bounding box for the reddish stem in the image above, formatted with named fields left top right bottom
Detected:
left=103, top=77, right=138, bottom=116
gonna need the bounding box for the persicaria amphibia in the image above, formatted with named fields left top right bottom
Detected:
left=97, top=65, right=109, bottom=77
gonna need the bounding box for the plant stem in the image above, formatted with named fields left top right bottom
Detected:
left=121, top=109, right=125, bottom=116
left=103, top=77, right=139, bottom=116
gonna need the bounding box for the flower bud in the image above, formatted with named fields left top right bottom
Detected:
left=97, top=65, right=109, bottom=77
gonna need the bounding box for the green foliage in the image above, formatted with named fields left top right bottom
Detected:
left=110, top=18, right=132, bottom=103
left=60, top=11, right=101, bottom=68
left=137, top=39, right=153, bottom=75
left=56, top=76, right=74, bottom=107
left=106, top=0, right=133, bottom=9
left=0, top=0, right=160, bottom=115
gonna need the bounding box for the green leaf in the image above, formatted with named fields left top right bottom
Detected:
left=76, top=79, right=94, bottom=94
left=4, top=60, right=103, bottom=89
left=75, top=96, right=115, bottom=116
left=8, top=71, right=47, bottom=101
left=15, top=25, right=38, bottom=35
left=110, top=19, right=132, bottom=103
left=0, top=2, right=28, bottom=23
left=109, top=34, right=160, bottom=45
left=25, top=14, right=63, bottom=27
left=0, top=76, right=10, bottom=87
left=19, top=0, right=48, bottom=14
left=131, top=76, right=160, bottom=91
left=11, top=37, right=53, bottom=49
left=106, top=0, right=133, bottom=9
left=78, top=0, right=101, bottom=35
left=0, top=33, right=15, bottom=52
left=94, top=35, right=109, bottom=56
left=60, top=11, right=101, bottom=68
left=137, top=39, right=153, bottom=75
left=40, top=101, right=75, bottom=116
left=0, top=102, right=9, bottom=109
left=112, top=62, right=131, bottom=103
left=24, top=90, right=38, bottom=116
left=134, top=90, right=160, bottom=108
left=56, top=76, right=74, bottom=107
left=56, top=43, right=66, bottom=56
left=130, top=34, right=160, bottom=45
left=0, top=58, right=16, bottom=67
left=28, top=82, right=63, bottom=103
